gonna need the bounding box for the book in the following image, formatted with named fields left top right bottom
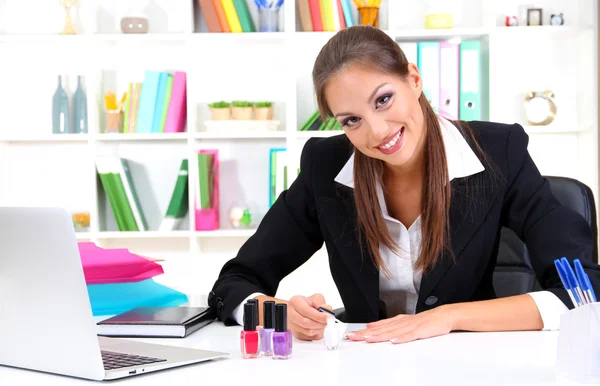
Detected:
left=159, top=159, right=189, bottom=231
left=97, top=306, right=215, bottom=338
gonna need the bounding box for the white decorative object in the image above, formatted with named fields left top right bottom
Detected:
left=323, top=318, right=340, bottom=350
left=524, top=90, right=556, bottom=126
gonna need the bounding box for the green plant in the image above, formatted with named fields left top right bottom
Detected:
left=232, top=100, right=253, bottom=108
left=254, top=101, right=273, bottom=108
left=209, top=101, right=230, bottom=108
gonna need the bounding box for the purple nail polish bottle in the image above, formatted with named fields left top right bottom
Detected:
left=272, top=303, right=292, bottom=360
left=259, top=301, right=275, bottom=356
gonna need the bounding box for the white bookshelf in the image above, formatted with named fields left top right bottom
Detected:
left=0, top=0, right=597, bottom=305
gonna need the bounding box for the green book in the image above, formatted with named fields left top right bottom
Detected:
left=232, top=0, right=256, bottom=32
left=159, top=159, right=189, bottom=231
left=109, top=171, right=139, bottom=231
left=159, top=75, right=173, bottom=133
left=299, top=111, right=320, bottom=131
left=118, top=158, right=148, bottom=231
left=198, top=154, right=213, bottom=209
left=97, top=169, right=126, bottom=231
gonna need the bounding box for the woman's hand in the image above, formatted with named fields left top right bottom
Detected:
left=346, top=305, right=456, bottom=344
left=287, top=293, right=331, bottom=341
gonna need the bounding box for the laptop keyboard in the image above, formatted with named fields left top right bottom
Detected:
left=101, top=350, right=167, bottom=370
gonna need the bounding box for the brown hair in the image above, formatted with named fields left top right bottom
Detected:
left=312, top=26, right=482, bottom=275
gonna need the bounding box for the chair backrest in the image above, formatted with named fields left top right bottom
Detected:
left=493, top=176, right=599, bottom=298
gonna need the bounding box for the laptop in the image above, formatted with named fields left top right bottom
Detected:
left=0, top=207, right=229, bottom=381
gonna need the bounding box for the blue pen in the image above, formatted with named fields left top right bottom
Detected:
left=555, top=259, right=579, bottom=308
left=275, top=0, right=284, bottom=7
left=561, top=257, right=586, bottom=306
left=584, top=273, right=597, bottom=302
left=253, top=0, right=261, bottom=8
left=574, top=259, right=593, bottom=304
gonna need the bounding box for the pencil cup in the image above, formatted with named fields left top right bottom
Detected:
left=259, top=7, right=279, bottom=32
left=358, top=7, right=379, bottom=27
left=556, top=302, right=600, bottom=383
left=105, top=110, right=122, bottom=133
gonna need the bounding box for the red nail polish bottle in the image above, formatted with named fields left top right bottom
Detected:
left=240, top=302, right=259, bottom=358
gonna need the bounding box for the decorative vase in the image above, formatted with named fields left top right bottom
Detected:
left=254, top=107, right=273, bottom=120
left=210, top=107, right=231, bottom=120
left=232, top=106, right=253, bottom=120
left=52, top=75, right=70, bottom=134
left=73, top=75, right=88, bottom=133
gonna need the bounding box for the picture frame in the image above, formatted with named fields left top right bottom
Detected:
left=527, top=8, right=543, bottom=26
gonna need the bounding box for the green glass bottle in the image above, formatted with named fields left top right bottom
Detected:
left=52, top=75, right=70, bottom=134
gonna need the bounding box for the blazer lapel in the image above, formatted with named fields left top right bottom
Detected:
left=417, top=176, right=500, bottom=305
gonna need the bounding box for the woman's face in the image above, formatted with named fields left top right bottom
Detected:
left=325, top=64, right=426, bottom=169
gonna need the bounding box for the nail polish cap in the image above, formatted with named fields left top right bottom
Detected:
left=275, top=303, right=287, bottom=332
left=244, top=302, right=257, bottom=331
left=263, top=301, right=275, bottom=329
left=247, top=299, right=258, bottom=326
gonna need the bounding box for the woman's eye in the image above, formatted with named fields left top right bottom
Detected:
left=376, top=94, right=391, bottom=108
left=343, top=116, right=360, bottom=127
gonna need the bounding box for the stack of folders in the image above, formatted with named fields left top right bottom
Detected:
left=399, top=40, right=485, bottom=121
left=122, top=70, right=186, bottom=134
left=159, top=159, right=189, bottom=231
left=269, top=148, right=287, bottom=207
left=554, top=257, right=597, bottom=307
left=296, top=0, right=359, bottom=32
left=97, top=306, right=215, bottom=338
left=298, top=111, right=343, bottom=131
left=96, top=156, right=148, bottom=232
left=198, top=0, right=256, bottom=33
left=78, top=242, right=188, bottom=316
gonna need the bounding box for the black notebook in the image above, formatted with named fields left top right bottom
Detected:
left=97, top=306, right=216, bottom=338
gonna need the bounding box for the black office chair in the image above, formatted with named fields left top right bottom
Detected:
left=333, top=175, right=598, bottom=318
left=493, top=176, right=599, bottom=297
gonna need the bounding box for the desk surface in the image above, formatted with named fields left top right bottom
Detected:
left=0, top=322, right=585, bottom=386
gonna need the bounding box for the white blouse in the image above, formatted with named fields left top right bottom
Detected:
left=233, top=117, right=568, bottom=329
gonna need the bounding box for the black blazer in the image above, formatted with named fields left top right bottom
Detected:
left=209, top=121, right=600, bottom=324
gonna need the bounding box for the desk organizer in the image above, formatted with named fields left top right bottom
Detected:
left=195, top=149, right=219, bottom=231
left=556, top=302, right=600, bottom=383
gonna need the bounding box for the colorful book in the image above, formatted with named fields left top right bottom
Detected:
left=297, top=0, right=313, bottom=31
left=308, top=0, right=323, bottom=31
left=213, top=0, right=230, bottom=32
left=136, top=71, right=162, bottom=133
left=164, top=71, right=187, bottom=133
left=151, top=72, right=169, bottom=133
left=159, top=159, right=189, bottom=231
left=232, top=0, right=256, bottom=32
left=159, top=74, right=173, bottom=133
left=221, top=0, right=243, bottom=33
left=198, top=0, right=222, bottom=32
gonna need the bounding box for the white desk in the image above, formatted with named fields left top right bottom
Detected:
left=0, top=322, right=587, bottom=386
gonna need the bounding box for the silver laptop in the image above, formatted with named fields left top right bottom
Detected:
left=0, top=207, right=229, bottom=381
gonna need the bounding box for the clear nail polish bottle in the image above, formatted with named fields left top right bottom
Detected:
left=272, top=303, right=292, bottom=360
left=259, top=301, right=275, bottom=356
left=323, top=318, right=340, bottom=350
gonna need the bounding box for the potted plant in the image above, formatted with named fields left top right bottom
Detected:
left=209, top=101, right=231, bottom=120
left=231, top=100, right=253, bottom=120
left=254, top=101, right=274, bottom=120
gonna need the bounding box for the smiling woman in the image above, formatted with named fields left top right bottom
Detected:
left=209, top=25, right=600, bottom=346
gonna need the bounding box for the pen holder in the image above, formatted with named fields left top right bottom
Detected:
left=259, top=7, right=279, bottom=32
left=104, top=110, right=122, bottom=133
left=556, top=302, right=600, bottom=383
left=358, top=7, right=379, bottom=27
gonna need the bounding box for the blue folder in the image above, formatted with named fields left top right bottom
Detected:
left=87, top=279, right=188, bottom=316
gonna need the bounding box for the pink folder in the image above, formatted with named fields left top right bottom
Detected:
left=77, top=242, right=164, bottom=284
left=439, top=42, right=460, bottom=120
left=164, top=71, right=187, bottom=133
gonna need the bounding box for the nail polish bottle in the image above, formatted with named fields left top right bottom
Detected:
left=240, top=302, right=259, bottom=359
left=247, top=299, right=259, bottom=328
left=259, top=301, right=275, bottom=356
left=323, top=318, right=340, bottom=350
left=272, top=303, right=292, bottom=360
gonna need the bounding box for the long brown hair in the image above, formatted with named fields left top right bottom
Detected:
left=312, top=26, right=456, bottom=276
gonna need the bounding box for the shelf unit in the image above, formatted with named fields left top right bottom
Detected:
left=0, top=0, right=597, bottom=302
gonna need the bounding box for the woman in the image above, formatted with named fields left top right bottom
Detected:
left=208, top=26, right=598, bottom=344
